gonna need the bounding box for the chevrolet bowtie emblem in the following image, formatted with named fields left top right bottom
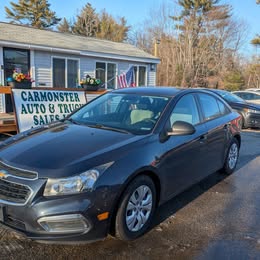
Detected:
left=0, top=170, right=8, bottom=179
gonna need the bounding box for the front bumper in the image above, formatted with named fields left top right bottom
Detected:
left=0, top=186, right=112, bottom=243
left=245, top=112, right=260, bottom=128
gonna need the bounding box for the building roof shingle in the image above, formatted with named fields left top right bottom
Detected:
left=0, top=22, right=159, bottom=63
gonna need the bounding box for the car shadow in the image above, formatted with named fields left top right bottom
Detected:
left=236, top=130, right=260, bottom=170
left=151, top=171, right=229, bottom=229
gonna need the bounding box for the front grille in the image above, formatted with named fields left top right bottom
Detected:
left=0, top=179, right=31, bottom=204
left=0, top=161, right=37, bottom=179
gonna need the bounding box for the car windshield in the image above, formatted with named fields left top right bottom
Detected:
left=69, top=93, right=170, bottom=135
left=215, top=90, right=245, bottom=103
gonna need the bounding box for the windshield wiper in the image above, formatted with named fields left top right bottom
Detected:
left=88, top=124, right=130, bottom=134
left=65, top=118, right=81, bottom=125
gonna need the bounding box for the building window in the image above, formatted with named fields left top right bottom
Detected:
left=3, top=47, right=30, bottom=84
left=68, top=60, right=79, bottom=88
left=53, top=58, right=65, bottom=88
left=52, top=57, right=79, bottom=88
left=3, top=47, right=30, bottom=112
left=95, top=62, right=117, bottom=89
left=133, top=66, right=147, bottom=86
left=96, top=62, right=106, bottom=87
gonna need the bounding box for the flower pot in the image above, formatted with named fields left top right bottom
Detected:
left=8, top=81, right=32, bottom=89
left=82, top=84, right=99, bottom=91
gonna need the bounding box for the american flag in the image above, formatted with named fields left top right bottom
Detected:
left=117, top=66, right=136, bottom=88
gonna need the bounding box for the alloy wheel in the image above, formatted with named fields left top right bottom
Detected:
left=228, top=143, right=238, bottom=170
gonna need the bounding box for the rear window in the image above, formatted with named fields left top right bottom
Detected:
left=217, top=100, right=230, bottom=115
left=198, top=94, right=221, bottom=121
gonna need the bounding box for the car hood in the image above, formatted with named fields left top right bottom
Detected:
left=0, top=122, right=145, bottom=178
left=229, top=101, right=260, bottom=111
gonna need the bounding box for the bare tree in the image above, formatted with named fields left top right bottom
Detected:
left=131, top=1, right=247, bottom=89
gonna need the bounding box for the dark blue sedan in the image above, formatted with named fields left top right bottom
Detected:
left=0, top=87, right=241, bottom=243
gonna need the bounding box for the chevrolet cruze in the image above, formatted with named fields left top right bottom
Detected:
left=0, top=87, right=241, bottom=243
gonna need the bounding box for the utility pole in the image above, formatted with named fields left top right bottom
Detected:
left=154, top=39, right=161, bottom=57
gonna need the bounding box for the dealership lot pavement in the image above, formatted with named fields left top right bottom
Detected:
left=0, top=130, right=259, bottom=260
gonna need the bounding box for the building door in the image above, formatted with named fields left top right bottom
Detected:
left=95, top=62, right=117, bottom=89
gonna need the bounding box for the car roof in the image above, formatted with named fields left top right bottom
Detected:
left=247, top=88, right=260, bottom=91
left=112, top=87, right=182, bottom=97
left=111, top=86, right=218, bottom=98
left=233, top=90, right=260, bottom=95
left=204, top=88, right=227, bottom=94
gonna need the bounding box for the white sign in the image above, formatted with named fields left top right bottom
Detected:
left=12, top=89, right=86, bottom=132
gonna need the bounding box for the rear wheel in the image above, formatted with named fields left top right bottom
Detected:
left=115, top=175, right=156, bottom=241
left=221, top=138, right=239, bottom=174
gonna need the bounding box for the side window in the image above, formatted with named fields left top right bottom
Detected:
left=245, top=93, right=252, bottom=99
left=217, top=100, right=230, bottom=115
left=238, top=93, right=244, bottom=98
left=170, top=94, right=200, bottom=126
left=252, top=93, right=260, bottom=100
left=198, top=94, right=221, bottom=121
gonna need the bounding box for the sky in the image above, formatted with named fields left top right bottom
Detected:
left=0, top=0, right=259, bottom=56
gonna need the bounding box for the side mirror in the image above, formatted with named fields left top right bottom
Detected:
left=167, top=121, right=195, bottom=136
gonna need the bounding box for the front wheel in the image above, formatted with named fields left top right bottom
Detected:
left=221, top=138, right=239, bottom=174
left=115, top=175, right=156, bottom=241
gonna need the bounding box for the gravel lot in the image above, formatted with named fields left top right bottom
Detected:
left=0, top=129, right=260, bottom=260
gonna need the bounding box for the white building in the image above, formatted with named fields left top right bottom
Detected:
left=0, top=22, right=159, bottom=112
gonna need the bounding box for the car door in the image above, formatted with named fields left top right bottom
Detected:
left=196, top=93, right=228, bottom=175
left=158, top=93, right=208, bottom=200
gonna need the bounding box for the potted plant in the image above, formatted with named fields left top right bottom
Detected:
left=80, top=75, right=101, bottom=91
left=8, top=70, right=33, bottom=89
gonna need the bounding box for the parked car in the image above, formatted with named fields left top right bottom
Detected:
left=247, top=88, right=260, bottom=92
left=0, top=87, right=241, bottom=243
left=206, top=89, right=260, bottom=129
left=232, top=90, right=260, bottom=105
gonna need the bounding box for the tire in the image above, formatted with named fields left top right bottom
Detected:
left=221, top=138, right=239, bottom=174
left=115, top=175, right=156, bottom=241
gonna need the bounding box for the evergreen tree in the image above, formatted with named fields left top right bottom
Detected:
left=97, top=10, right=129, bottom=42
left=171, top=0, right=231, bottom=87
left=251, top=36, right=260, bottom=47
left=72, top=4, right=129, bottom=42
left=73, top=3, right=98, bottom=37
left=223, top=70, right=245, bottom=91
left=173, top=0, right=227, bottom=47
left=251, top=1, right=260, bottom=47
left=57, top=18, right=71, bottom=33
left=177, top=0, right=219, bottom=17
left=5, top=0, right=61, bottom=29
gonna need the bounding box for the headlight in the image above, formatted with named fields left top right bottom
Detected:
left=44, top=162, right=114, bottom=196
